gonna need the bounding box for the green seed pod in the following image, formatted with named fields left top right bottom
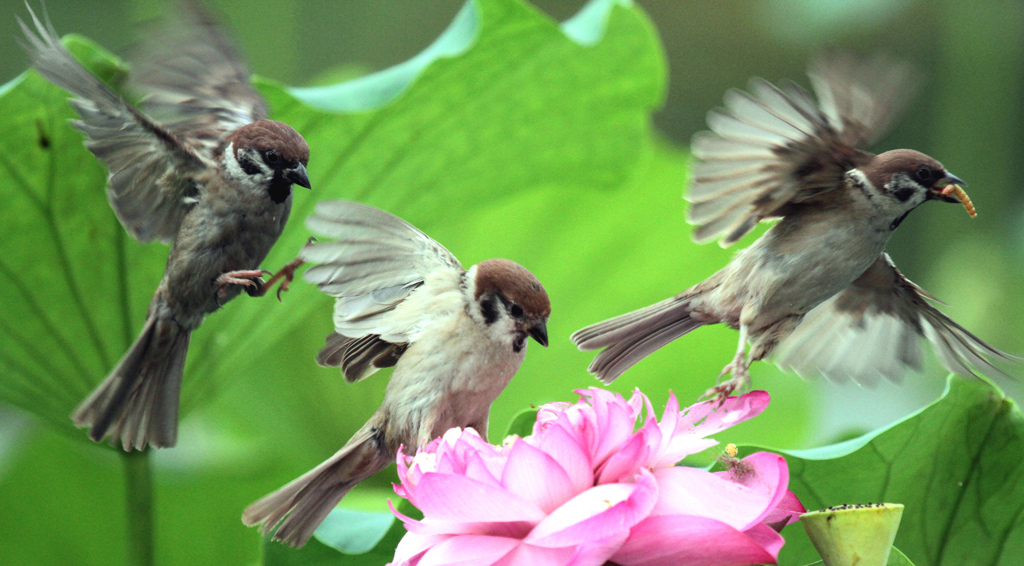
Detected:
left=801, top=503, right=904, bottom=566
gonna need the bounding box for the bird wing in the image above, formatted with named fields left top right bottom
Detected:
left=773, top=253, right=1017, bottom=386
left=688, top=53, right=918, bottom=246
left=127, top=0, right=268, bottom=149
left=302, top=201, right=463, bottom=379
left=316, top=333, right=408, bottom=383
left=21, top=8, right=209, bottom=243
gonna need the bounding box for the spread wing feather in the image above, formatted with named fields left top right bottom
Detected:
left=302, top=201, right=463, bottom=380
left=774, top=253, right=1017, bottom=385
left=688, top=54, right=917, bottom=247
left=20, top=7, right=208, bottom=243
left=128, top=0, right=267, bottom=149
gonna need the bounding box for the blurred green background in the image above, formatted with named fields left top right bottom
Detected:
left=0, top=1, right=1021, bottom=565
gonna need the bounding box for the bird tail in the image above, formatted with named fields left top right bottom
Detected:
left=243, top=424, right=390, bottom=548
left=571, top=296, right=708, bottom=383
left=72, top=315, right=190, bottom=450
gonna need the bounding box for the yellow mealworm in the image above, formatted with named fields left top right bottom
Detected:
left=941, top=185, right=977, bottom=218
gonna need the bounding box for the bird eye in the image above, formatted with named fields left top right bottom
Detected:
left=915, top=166, right=933, bottom=183
left=510, top=304, right=524, bottom=318
left=264, top=150, right=281, bottom=165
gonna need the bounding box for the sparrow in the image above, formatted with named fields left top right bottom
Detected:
left=20, top=4, right=311, bottom=450
left=572, top=54, right=1013, bottom=398
left=242, top=200, right=550, bottom=547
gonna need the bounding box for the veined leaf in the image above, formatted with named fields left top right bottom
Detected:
left=0, top=0, right=666, bottom=435
left=767, top=378, right=1024, bottom=566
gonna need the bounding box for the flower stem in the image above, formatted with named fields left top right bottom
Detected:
left=122, top=450, right=155, bottom=566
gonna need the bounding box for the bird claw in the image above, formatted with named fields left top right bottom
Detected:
left=217, top=269, right=270, bottom=289
left=244, top=240, right=317, bottom=302
left=249, top=257, right=305, bottom=302
left=215, top=269, right=271, bottom=304
left=703, top=359, right=751, bottom=406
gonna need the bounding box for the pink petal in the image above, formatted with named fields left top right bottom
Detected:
left=742, top=523, right=785, bottom=557
left=536, top=402, right=573, bottom=434
left=659, top=392, right=680, bottom=435
left=651, top=467, right=776, bottom=530
left=526, top=471, right=658, bottom=548
left=416, top=535, right=521, bottom=566
left=412, top=473, right=546, bottom=523
left=651, top=437, right=719, bottom=469
left=564, top=530, right=630, bottom=566
left=763, top=489, right=805, bottom=529
left=464, top=451, right=504, bottom=487
left=596, top=430, right=648, bottom=484
left=654, top=392, right=769, bottom=468
left=626, top=389, right=651, bottom=417
left=690, top=391, right=769, bottom=434
left=391, top=532, right=451, bottom=566
left=502, top=440, right=578, bottom=513
left=494, top=543, right=578, bottom=566
left=611, top=515, right=780, bottom=566
left=589, top=390, right=637, bottom=466
left=529, top=423, right=594, bottom=494
left=713, top=452, right=789, bottom=529
left=404, top=519, right=534, bottom=539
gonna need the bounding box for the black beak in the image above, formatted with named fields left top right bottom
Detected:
left=285, top=163, right=311, bottom=189
left=932, top=172, right=964, bottom=203
left=527, top=321, right=548, bottom=347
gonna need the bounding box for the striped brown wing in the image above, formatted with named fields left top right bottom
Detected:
left=688, top=54, right=917, bottom=247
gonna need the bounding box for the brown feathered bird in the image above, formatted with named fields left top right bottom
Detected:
left=20, top=4, right=311, bottom=450
left=243, top=201, right=550, bottom=547
left=572, top=54, right=1014, bottom=397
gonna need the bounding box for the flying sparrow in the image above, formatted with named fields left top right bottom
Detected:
left=242, top=201, right=550, bottom=547
left=21, top=4, right=311, bottom=450
left=572, top=54, right=1013, bottom=398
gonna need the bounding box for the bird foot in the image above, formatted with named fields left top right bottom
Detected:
left=246, top=239, right=316, bottom=301
left=703, top=359, right=751, bottom=406
left=247, top=257, right=306, bottom=301
left=216, top=269, right=271, bottom=303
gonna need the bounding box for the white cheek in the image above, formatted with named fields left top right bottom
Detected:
left=221, top=143, right=272, bottom=193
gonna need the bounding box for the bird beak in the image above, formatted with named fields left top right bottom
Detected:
left=931, top=173, right=977, bottom=217
left=527, top=321, right=549, bottom=347
left=285, top=163, right=311, bottom=189
left=930, top=173, right=965, bottom=203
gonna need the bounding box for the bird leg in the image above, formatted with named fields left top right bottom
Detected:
left=246, top=257, right=305, bottom=301
left=216, top=269, right=271, bottom=294
left=704, top=324, right=751, bottom=404
left=246, top=239, right=317, bottom=301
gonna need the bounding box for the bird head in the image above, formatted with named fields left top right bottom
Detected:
left=223, top=120, right=311, bottom=203
left=470, top=259, right=551, bottom=352
left=856, top=149, right=971, bottom=229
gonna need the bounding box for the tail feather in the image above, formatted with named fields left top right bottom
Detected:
left=72, top=315, right=189, bottom=450
left=572, top=297, right=708, bottom=383
left=243, top=424, right=390, bottom=548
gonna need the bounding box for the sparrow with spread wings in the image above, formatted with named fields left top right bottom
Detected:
left=573, top=54, right=1014, bottom=397
left=243, top=201, right=550, bottom=547
left=20, top=4, right=311, bottom=450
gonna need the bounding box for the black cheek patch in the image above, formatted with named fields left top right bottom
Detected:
left=481, top=298, right=498, bottom=325
left=892, top=187, right=915, bottom=202
left=239, top=154, right=261, bottom=176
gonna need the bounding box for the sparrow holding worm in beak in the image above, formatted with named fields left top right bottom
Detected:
left=573, top=54, right=1013, bottom=398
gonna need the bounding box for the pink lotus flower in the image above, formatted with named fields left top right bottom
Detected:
left=390, top=389, right=803, bottom=566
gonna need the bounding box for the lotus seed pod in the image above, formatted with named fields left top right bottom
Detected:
left=801, top=503, right=904, bottom=566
